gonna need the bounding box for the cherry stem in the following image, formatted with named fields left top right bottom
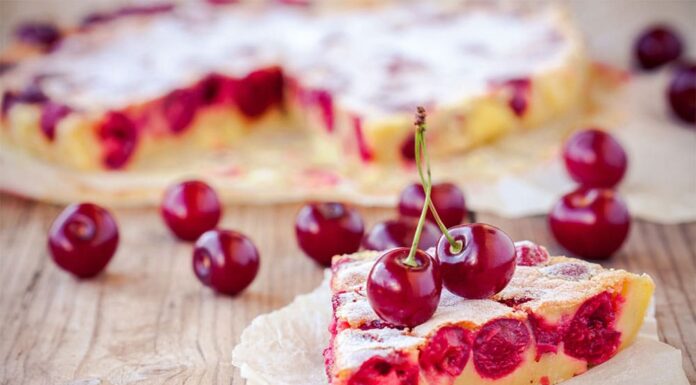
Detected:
left=404, top=107, right=461, bottom=267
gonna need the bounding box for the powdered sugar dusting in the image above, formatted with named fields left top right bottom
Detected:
left=1, top=2, right=573, bottom=118
left=330, top=250, right=638, bottom=374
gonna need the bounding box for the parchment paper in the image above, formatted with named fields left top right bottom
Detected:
left=231, top=275, right=689, bottom=385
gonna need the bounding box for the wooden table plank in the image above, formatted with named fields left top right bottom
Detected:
left=0, top=194, right=694, bottom=385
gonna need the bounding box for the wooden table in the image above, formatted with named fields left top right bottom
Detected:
left=0, top=194, right=694, bottom=385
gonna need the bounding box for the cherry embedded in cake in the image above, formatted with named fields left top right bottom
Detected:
left=0, top=1, right=589, bottom=179
left=325, top=249, right=654, bottom=385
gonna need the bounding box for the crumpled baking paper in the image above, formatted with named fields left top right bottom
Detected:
left=231, top=275, right=689, bottom=385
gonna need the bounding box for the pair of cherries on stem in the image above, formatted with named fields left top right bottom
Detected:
left=367, top=107, right=516, bottom=328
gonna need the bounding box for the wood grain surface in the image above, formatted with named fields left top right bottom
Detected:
left=0, top=194, right=694, bottom=385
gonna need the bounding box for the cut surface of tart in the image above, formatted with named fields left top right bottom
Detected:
left=325, top=247, right=654, bottom=385
left=0, top=1, right=588, bottom=175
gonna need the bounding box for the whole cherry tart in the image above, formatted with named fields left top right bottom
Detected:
left=436, top=223, right=516, bottom=299
left=161, top=180, right=222, bottom=241
left=549, top=187, right=631, bottom=260
left=563, top=129, right=628, bottom=188
left=48, top=203, right=119, bottom=278
left=295, top=202, right=364, bottom=266
left=398, top=182, right=466, bottom=228
left=193, top=229, right=260, bottom=295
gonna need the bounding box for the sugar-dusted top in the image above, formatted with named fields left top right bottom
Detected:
left=329, top=248, right=637, bottom=372
left=1, top=2, right=576, bottom=116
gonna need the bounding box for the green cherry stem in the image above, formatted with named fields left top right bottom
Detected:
left=404, top=107, right=461, bottom=267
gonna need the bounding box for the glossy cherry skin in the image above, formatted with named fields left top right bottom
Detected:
left=161, top=180, right=222, bottom=241
left=634, top=25, right=683, bottom=70
left=362, top=217, right=440, bottom=252
left=48, top=203, right=119, bottom=278
left=366, top=248, right=442, bottom=328
left=667, top=64, right=696, bottom=124
left=563, top=129, right=628, bottom=188
left=193, top=229, right=259, bottom=295
left=549, top=188, right=631, bottom=260
left=436, top=224, right=516, bottom=299
left=295, top=202, right=364, bottom=266
left=398, top=182, right=466, bottom=228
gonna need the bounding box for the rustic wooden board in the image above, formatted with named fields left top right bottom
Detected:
left=0, top=194, right=694, bottom=385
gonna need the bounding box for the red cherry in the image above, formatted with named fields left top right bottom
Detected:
left=234, top=67, right=283, bottom=118
left=162, top=88, right=199, bottom=133
left=473, top=318, right=530, bottom=379
left=563, top=292, right=621, bottom=365
left=563, top=129, right=628, bottom=188
left=436, top=223, right=516, bottom=299
left=514, top=240, right=550, bottom=266
left=398, top=183, right=466, bottom=228
left=366, top=248, right=442, bottom=328
left=634, top=25, right=683, bottom=70
left=15, top=21, right=61, bottom=49
left=549, top=187, right=630, bottom=260
left=419, top=326, right=472, bottom=380
left=667, top=64, right=696, bottom=124
left=98, top=112, right=138, bottom=169
left=40, top=102, right=71, bottom=141
left=362, top=217, right=440, bottom=252
left=161, top=180, right=222, bottom=241
left=192, top=229, right=259, bottom=295
left=48, top=203, right=119, bottom=278
left=295, top=202, right=364, bottom=266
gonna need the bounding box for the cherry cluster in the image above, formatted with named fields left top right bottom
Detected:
left=634, top=25, right=695, bottom=124
left=359, top=107, right=517, bottom=328
left=48, top=180, right=259, bottom=296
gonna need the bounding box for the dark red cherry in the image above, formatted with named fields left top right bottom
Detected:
left=362, top=217, right=440, bottom=252
left=48, top=203, right=119, bottom=278
left=161, top=180, right=222, bottom=241
left=634, top=25, right=683, bottom=70
left=366, top=248, right=442, bottom=328
left=40, top=102, right=71, bottom=141
left=436, top=223, right=516, bottom=299
left=667, top=64, right=696, bottom=124
left=398, top=183, right=466, bottom=228
left=15, top=21, right=61, bottom=49
left=234, top=67, right=284, bottom=118
left=549, top=187, right=631, bottom=260
left=193, top=229, right=259, bottom=295
left=563, top=129, right=628, bottom=188
left=162, top=88, right=199, bottom=133
left=295, top=202, right=364, bottom=266
left=98, top=112, right=138, bottom=169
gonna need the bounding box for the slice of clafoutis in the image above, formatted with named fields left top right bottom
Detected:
left=325, top=250, right=654, bottom=385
